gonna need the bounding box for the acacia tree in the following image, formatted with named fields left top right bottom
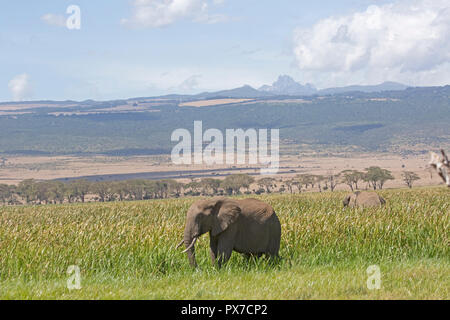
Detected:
left=257, top=177, right=275, bottom=193
left=364, top=167, right=394, bottom=190
left=127, top=180, right=146, bottom=200
left=64, top=182, right=79, bottom=203
left=325, top=171, right=340, bottom=192
left=71, top=179, right=91, bottom=203
left=156, top=180, right=169, bottom=198
left=402, top=171, right=420, bottom=189
left=112, top=181, right=129, bottom=201
left=143, top=180, right=159, bottom=199
left=165, top=180, right=184, bottom=197
left=91, top=181, right=115, bottom=202
left=186, top=180, right=202, bottom=195
left=220, top=174, right=253, bottom=195
left=340, top=170, right=364, bottom=191
left=236, top=174, right=255, bottom=193
left=313, top=175, right=325, bottom=192
left=284, top=179, right=299, bottom=194
left=200, top=178, right=221, bottom=196
left=0, top=184, right=12, bottom=205
left=296, top=174, right=315, bottom=190
left=17, top=179, right=38, bottom=204
left=36, top=181, right=52, bottom=204
left=48, top=181, right=66, bottom=204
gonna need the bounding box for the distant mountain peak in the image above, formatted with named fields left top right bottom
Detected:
left=259, top=75, right=317, bottom=96
left=275, top=74, right=296, bottom=83
left=257, top=75, right=410, bottom=97
left=197, top=84, right=272, bottom=99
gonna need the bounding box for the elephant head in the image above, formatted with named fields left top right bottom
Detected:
left=343, top=191, right=360, bottom=207
left=177, top=198, right=241, bottom=267
left=343, top=195, right=351, bottom=207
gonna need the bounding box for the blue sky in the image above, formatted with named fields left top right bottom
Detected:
left=1, top=0, right=449, bottom=101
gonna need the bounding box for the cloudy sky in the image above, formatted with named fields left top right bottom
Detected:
left=1, top=0, right=449, bottom=101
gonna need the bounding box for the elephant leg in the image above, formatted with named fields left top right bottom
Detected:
left=217, top=248, right=232, bottom=268
left=267, top=242, right=280, bottom=259
left=209, top=236, right=218, bottom=265
left=265, top=246, right=281, bottom=263
left=266, top=220, right=281, bottom=260
left=216, top=235, right=234, bottom=268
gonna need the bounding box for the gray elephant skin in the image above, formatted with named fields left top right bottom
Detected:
left=178, top=197, right=281, bottom=268
left=343, top=191, right=386, bottom=208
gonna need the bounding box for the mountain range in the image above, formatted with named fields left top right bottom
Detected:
left=256, top=75, right=409, bottom=97
left=0, top=84, right=449, bottom=156
left=158, top=75, right=409, bottom=99
left=0, top=75, right=448, bottom=157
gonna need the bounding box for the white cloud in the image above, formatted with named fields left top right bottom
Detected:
left=121, top=0, right=227, bottom=28
left=41, top=13, right=66, bottom=27
left=293, top=0, right=450, bottom=87
left=175, top=74, right=202, bottom=92
left=8, top=74, right=33, bottom=101
left=59, top=58, right=270, bottom=99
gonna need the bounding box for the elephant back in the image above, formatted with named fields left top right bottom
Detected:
left=237, top=198, right=277, bottom=222
left=355, top=191, right=385, bottom=208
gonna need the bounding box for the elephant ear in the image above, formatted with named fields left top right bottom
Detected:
left=343, top=195, right=351, bottom=207
left=211, top=199, right=241, bottom=236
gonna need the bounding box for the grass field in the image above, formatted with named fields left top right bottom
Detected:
left=0, top=187, right=448, bottom=299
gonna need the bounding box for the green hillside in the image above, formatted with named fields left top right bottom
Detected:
left=0, top=86, right=449, bottom=156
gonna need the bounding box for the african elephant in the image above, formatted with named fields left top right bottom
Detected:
left=176, top=197, right=281, bottom=268
left=343, top=191, right=386, bottom=208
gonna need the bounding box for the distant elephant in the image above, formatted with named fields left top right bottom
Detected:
left=343, top=191, right=386, bottom=208
left=176, top=197, right=281, bottom=268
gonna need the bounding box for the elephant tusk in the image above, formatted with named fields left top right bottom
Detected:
left=175, top=240, right=184, bottom=249
left=182, top=237, right=198, bottom=253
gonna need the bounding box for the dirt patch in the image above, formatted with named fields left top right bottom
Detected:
left=0, top=153, right=443, bottom=190
left=179, top=99, right=253, bottom=107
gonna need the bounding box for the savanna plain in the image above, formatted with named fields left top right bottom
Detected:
left=0, top=187, right=448, bottom=300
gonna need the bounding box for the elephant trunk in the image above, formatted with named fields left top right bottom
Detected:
left=183, top=221, right=200, bottom=268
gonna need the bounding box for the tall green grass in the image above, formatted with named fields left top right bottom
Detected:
left=0, top=187, right=448, bottom=299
